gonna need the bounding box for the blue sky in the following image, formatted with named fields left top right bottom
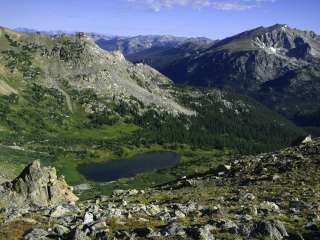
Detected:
left=0, top=0, right=319, bottom=39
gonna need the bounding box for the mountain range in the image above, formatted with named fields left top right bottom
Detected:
left=116, top=24, right=320, bottom=133
left=95, top=35, right=214, bottom=55
left=0, top=26, right=304, bottom=160
left=14, top=27, right=215, bottom=55
left=11, top=24, right=320, bottom=134
left=1, top=23, right=320, bottom=240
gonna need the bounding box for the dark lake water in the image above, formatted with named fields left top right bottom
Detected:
left=78, top=151, right=180, bottom=182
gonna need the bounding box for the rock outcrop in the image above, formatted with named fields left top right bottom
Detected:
left=0, top=160, right=78, bottom=208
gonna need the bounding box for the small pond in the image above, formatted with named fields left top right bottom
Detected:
left=78, top=151, right=180, bottom=182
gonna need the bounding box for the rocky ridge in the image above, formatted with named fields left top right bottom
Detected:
left=0, top=27, right=193, bottom=115
left=157, top=24, right=320, bottom=89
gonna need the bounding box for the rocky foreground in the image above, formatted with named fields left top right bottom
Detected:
left=1, top=138, right=320, bottom=240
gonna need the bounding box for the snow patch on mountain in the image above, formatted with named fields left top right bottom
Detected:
left=253, top=38, right=280, bottom=55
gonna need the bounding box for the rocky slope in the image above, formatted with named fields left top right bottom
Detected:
left=0, top=27, right=192, bottom=115
left=130, top=24, right=320, bottom=130
left=126, top=41, right=214, bottom=74
left=0, top=138, right=319, bottom=239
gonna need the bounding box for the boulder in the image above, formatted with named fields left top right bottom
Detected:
left=289, top=199, right=311, bottom=211
left=73, top=226, right=91, bottom=240
left=251, top=220, right=288, bottom=240
left=0, top=161, right=78, bottom=208
left=259, top=201, right=281, bottom=213
left=53, top=224, right=71, bottom=236
left=186, top=224, right=215, bottom=240
left=208, top=219, right=239, bottom=233
left=160, top=222, right=186, bottom=237
left=146, top=204, right=161, bottom=215
left=23, top=228, right=50, bottom=240
left=302, top=135, right=312, bottom=144
left=50, top=205, right=72, bottom=218
left=243, top=193, right=256, bottom=201
left=133, top=227, right=152, bottom=237
left=83, top=212, right=94, bottom=225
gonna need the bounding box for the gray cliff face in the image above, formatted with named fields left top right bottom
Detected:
left=0, top=160, right=78, bottom=208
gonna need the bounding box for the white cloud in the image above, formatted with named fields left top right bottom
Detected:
left=127, top=0, right=277, bottom=11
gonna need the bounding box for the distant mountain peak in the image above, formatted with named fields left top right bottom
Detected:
left=126, top=24, right=320, bottom=131
left=269, top=23, right=289, bottom=30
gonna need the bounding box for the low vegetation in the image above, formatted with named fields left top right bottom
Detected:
left=0, top=28, right=306, bottom=197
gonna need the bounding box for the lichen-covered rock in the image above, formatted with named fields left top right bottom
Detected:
left=251, top=220, right=288, bottom=240
left=0, top=160, right=78, bottom=208
left=186, top=225, right=215, bottom=240
left=23, top=228, right=50, bottom=240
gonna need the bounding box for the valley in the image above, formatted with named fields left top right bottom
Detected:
left=0, top=22, right=319, bottom=240
left=0, top=27, right=305, bottom=195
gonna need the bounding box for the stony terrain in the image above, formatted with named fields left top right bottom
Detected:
left=0, top=137, right=319, bottom=240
